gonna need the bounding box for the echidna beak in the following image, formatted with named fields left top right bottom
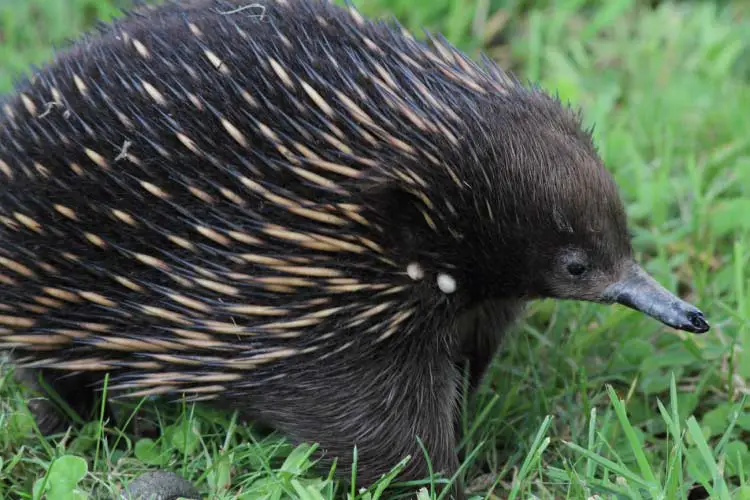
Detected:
left=601, top=263, right=710, bottom=334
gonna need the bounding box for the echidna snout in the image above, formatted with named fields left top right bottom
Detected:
left=0, top=0, right=709, bottom=498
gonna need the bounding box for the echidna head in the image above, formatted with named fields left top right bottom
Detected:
left=367, top=88, right=708, bottom=334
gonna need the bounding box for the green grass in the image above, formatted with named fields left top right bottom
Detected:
left=1, top=0, right=749, bottom=498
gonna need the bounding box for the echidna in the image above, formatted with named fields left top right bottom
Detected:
left=1, top=0, right=709, bottom=498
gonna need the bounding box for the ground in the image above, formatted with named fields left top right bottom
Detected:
left=0, top=0, right=749, bottom=498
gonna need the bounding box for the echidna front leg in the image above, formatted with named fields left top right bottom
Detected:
left=245, top=340, right=466, bottom=498
left=14, top=366, right=106, bottom=435
left=456, top=300, right=524, bottom=390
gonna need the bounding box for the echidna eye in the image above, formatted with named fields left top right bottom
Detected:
left=567, top=262, right=587, bottom=276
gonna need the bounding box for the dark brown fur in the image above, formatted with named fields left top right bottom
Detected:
left=1, top=0, right=635, bottom=497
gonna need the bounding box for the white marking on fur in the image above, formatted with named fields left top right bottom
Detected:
left=406, top=262, right=424, bottom=281
left=437, top=273, right=456, bottom=294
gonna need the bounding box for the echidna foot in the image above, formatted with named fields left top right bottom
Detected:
left=14, top=366, right=104, bottom=435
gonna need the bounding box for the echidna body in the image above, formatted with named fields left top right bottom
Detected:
left=1, top=0, right=708, bottom=496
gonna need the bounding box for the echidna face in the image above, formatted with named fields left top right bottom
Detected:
left=525, top=155, right=636, bottom=303
left=485, top=122, right=709, bottom=333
